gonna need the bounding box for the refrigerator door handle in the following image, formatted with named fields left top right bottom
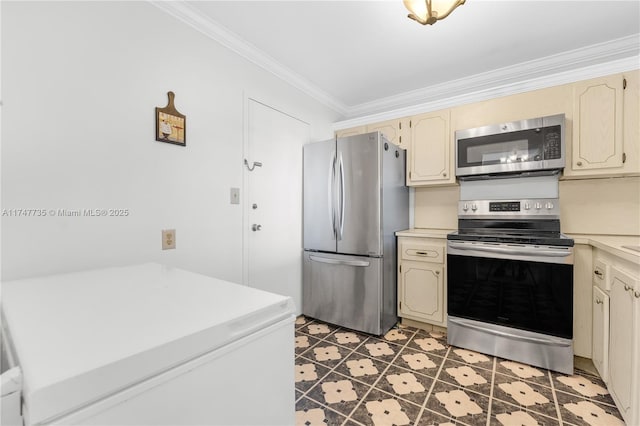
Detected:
left=328, top=150, right=337, bottom=240
left=337, top=152, right=345, bottom=241
left=309, top=255, right=370, bottom=267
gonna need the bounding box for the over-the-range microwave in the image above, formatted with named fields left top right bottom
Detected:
left=455, top=114, right=565, bottom=177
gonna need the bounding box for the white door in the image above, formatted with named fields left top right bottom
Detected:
left=244, top=99, right=309, bottom=313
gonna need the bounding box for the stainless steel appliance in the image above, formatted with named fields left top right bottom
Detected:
left=447, top=196, right=575, bottom=374
left=455, top=114, right=565, bottom=177
left=448, top=115, right=574, bottom=374
left=302, top=132, right=409, bottom=335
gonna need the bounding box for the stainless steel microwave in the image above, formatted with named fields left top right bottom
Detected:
left=455, top=114, right=565, bottom=177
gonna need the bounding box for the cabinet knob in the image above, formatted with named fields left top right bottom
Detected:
left=577, top=161, right=583, bottom=166
left=596, top=298, right=603, bottom=305
left=443, top=172, right=447, bottom=177
left=635, top=291, right=640, bottom=298
left=594, top=270, right=603, bottom=277
left=435, top=271, right=440, bottom=275
left=624, top=284, right=633, bottom=292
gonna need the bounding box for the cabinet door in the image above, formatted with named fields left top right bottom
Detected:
left=398, top=260, right=444, bottom=325
left=367, top=118, right=409, bottom=148
left=592, top=286, right=609, bottom=382
left=335, top=126, right=367, bottom=138
left=571, top=75, right=624, bottom=173
left=408, top=110, right=453, bottom=185
left=608, top=267, right=638, bottom=423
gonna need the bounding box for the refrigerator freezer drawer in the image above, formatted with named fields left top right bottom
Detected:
left=303, top=251, right=384, bottom=335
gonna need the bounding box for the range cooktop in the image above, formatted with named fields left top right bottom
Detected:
left=447, top=230, right=574, bottom=247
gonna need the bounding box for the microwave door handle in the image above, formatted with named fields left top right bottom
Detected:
left=448, top=241, right=571, bottom=258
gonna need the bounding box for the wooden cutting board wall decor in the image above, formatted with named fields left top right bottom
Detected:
left=155, top=91, right=186, bottom=146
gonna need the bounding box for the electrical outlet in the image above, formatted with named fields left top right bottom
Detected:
left=162, top=229, right=176, bottom=250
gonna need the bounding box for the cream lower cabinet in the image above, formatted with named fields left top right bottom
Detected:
left=608, top=265, right=640, bottom=425
left=591, top=258, right=610, bottom=382
left=592, top=285, right=609, bottom=382
left=397, top=237, right=446, bottom=327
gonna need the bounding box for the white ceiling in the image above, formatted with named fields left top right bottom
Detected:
left=158, top=1, right=640, bottom=119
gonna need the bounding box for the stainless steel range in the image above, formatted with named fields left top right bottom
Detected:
left=448, top=115, right=574, bottom=374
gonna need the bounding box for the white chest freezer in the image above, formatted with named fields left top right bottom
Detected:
left=0, top=263, right=295, bottom=426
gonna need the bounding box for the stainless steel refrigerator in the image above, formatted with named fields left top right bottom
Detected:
left=302, top=131, right=409, bottom=335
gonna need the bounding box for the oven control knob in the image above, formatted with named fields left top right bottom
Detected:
left=471, top=203, right=478, bottom=212
left=535, top=202, right=542, bottom=210
left=546, top=202, right=554, bottom=210
left=524, top=202, right=531, bottom=210
left=463, top=203, right=469, bottom=212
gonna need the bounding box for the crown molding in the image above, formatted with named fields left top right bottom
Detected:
left=149, top=0, right=350, bottom=116
left=336, top=37, right=639, bottom=129
left=150, top=0, right=638, bottom=126
left=339, top=35, right=639, bottom=124
left=335, top=55, right=639, bottom=130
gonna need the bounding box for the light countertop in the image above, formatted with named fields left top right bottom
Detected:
left=396, top=228, right=454, bottom=239
left=568, top=234, right=640, bottom=264
left=397, top=228, right=640, bottom=264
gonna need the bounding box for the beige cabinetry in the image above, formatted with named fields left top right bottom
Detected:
left=335, top=126, right=367, bottom=138
left=397, top=237, right=446, bottom=327
left=573, top=244, right=593, bottom=358
left=591, top=248, right=640, bottom=425
left=334, top=70, right=639, bottom=186
left=367, top=118, right=409, bottom=148
left=570, top=74, right=624, bottom=173
left=591, top=257, right=610, bottom=381
left=608, top=264, right=640, bottom=425
left=592, top=286, right=609, bottom=381
left=335, top=119, right=409, bottom=148
left=567, top=71, right=640, bottom=177
left=407, top=110, right=454, bottom=186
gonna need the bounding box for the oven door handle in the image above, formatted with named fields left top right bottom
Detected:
left=450, top=317, right=571, bottom=347
left=447, top=241, right=572, bottom=258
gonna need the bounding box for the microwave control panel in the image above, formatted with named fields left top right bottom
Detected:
left=543, top=128, right=562, bottom=159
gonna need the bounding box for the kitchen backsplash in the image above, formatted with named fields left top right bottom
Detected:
left=414, top=176, right=640, bottom=236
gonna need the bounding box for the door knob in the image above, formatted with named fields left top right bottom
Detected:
left=252, top=224, right=262, bottom=231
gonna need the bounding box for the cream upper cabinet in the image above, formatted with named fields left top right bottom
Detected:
left=567, top=72, right=640, bottom=176
left=367, top=118, right=409, bottom=148
left=335, top=126, right=367, bottom=138
left=407, top=110, right=455, bottom=186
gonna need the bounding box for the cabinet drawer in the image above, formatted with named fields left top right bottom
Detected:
left=400, top=242, right=444, bottom=263
left=593, top=258, right=610, bottom=291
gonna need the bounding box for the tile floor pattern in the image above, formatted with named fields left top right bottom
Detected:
left=294, top=316, right=624, bottom=426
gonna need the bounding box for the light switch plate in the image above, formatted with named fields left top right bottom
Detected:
left=230, top=187, right=240, bottom=204
left=162, top=229, right=176, bottom=250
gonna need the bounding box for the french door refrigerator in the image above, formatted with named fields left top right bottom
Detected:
left=303, top=132, right=408, bottom=335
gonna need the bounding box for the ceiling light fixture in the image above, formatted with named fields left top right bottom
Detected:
left=403, top=0, right=466, bottom=25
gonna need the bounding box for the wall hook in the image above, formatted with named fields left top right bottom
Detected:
left=244, top=159, right=263, bottom=171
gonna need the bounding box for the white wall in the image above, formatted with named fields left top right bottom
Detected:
left=1, top=1, right=342, bottom=281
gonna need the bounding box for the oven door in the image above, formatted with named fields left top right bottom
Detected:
left=447, top=240, right=573, bottom=339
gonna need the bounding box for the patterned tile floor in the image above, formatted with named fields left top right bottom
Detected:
left=294, top=316, right=624, bottom=426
